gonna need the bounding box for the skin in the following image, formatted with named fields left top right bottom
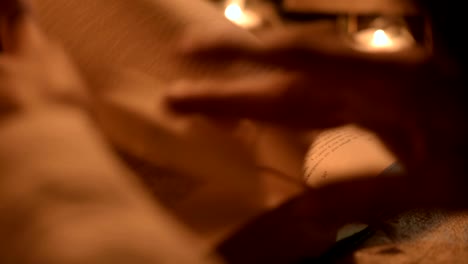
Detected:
left=165, top=7, right=468, bottom=263
left=166, top=11, right=467, bottom=209
left=0, top=0, right=466, bottom=262
left=0, top=2, right=221, bottom=263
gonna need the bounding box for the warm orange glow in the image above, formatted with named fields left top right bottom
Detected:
left=370, top=29, right=393, bottom=48
left=224, top=1, right=261, bottom=29
left=225, top=4, right=243, bottom=22
left=352, top=26, right=414, bottom=52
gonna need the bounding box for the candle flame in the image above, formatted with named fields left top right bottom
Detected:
left=224, top=1, right=261, bottom=29
left=225, top=4, right=243, bottom=22
left=371, top=29, right=393, bottom=48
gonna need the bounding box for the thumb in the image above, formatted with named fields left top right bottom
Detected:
left=165, top=73, right=290, bottom=118
left=164, top=73, right=346, bottom=129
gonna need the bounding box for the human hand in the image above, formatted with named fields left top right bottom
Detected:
left=164, top=23, right=468, bottom=263
left=168, top=22, right=437, bottom=161
left=0, top=0, right=89, bottom=115
left=166, top=22, right=467, bottom=216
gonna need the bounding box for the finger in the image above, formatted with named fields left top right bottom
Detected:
left=178, top=22, right=336, bottom=58
left=178, top=23, right=261, bottom=58
left=181, top=20, right=429, bottom=71
left=166, top=73, right=289, bottom=118
left=174, top=21, right=432, bottom=116
left=165, top=72, right=346, bottom=129
left=165, top=60, right=428, bottom=131
left=0, top=2, right=46, bottom=55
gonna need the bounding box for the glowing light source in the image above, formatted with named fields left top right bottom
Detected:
left=342, top=16, right=416, bottom=52
left=352, top=27, right=414, bottom=52
left=225, top=4, right=243, bottom=22
left=371, top=29, right=393, bottom=48
left=223, top=1, right=261, bottom=29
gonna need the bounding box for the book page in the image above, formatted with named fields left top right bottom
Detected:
left=304, top=125, right=398, bottom=187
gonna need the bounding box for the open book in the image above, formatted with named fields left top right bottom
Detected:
left=91, top=67, right=400, bottom=244
left=36, top=0, right=401, bottom=251
left=303, top=125, right=400, bottom=241
left=304, top=125, right=399, bottom=187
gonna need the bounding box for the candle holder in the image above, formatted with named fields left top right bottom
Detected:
left=277, top=0, right=430, bottom=53
left=338, top=14, right=430, bottom=53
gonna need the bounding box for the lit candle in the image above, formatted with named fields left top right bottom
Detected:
left=350, top=24, right=415, bottom=52
left=224, top=0, right=262, bottom=29
left=371, top=29, right=393, bottom=48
